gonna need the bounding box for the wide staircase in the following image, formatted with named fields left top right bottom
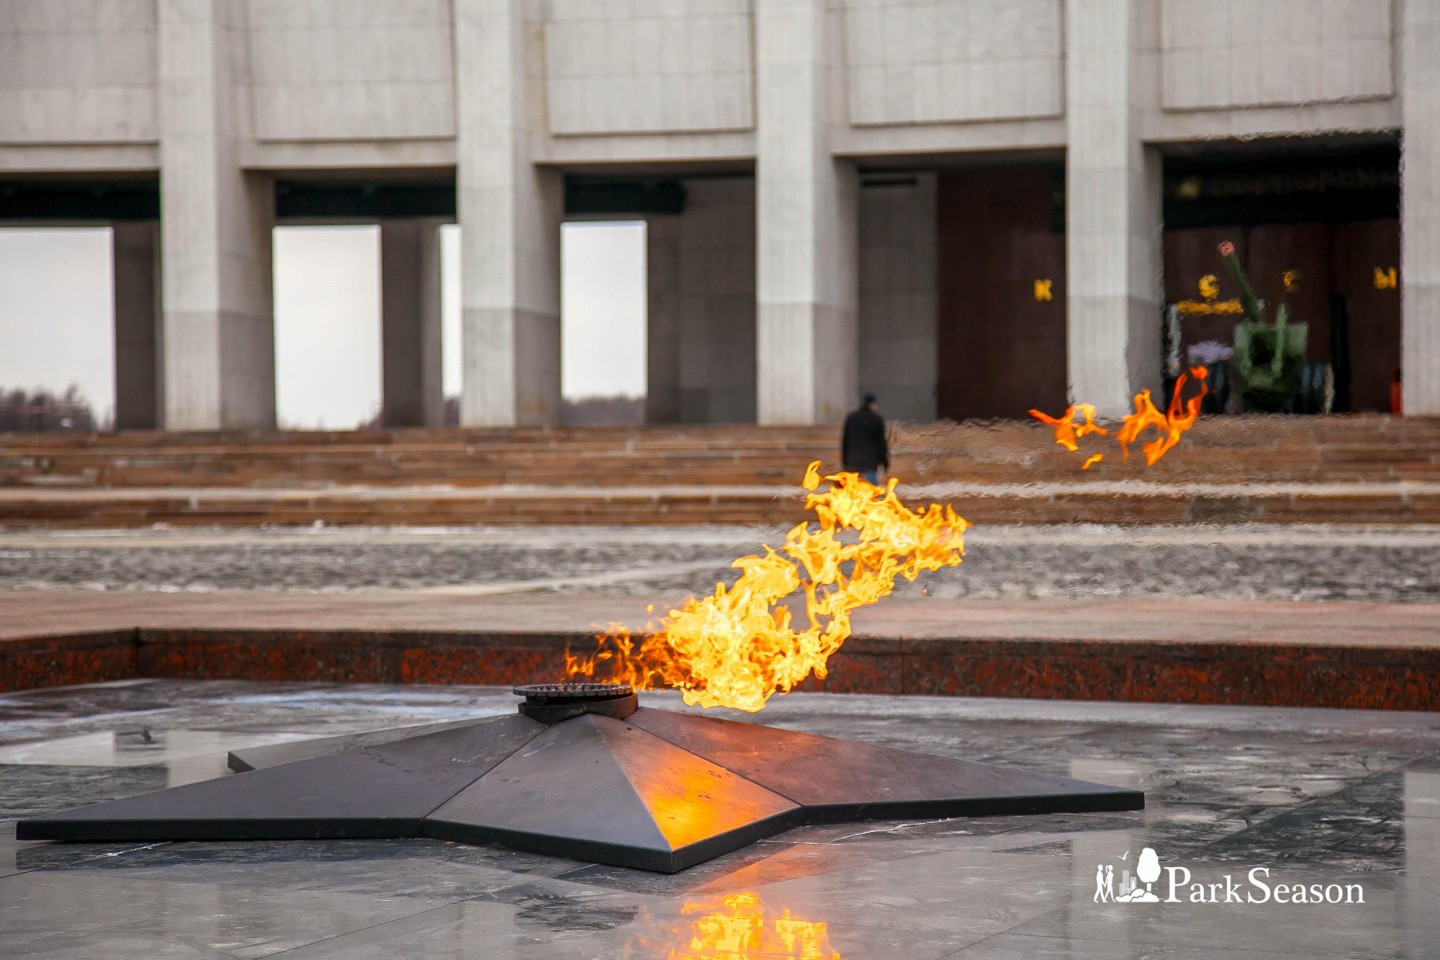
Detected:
left=2, top=415, right=1439, bottom=526
left=0, top=425, right=836, bottom=489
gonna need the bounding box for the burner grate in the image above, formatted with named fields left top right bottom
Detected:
left=514, top=682, right=633, bottom=700
left=514, top=682, right=637, bottom=723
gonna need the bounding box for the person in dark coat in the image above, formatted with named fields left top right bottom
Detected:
left=841, top=392, right=888, bottom=485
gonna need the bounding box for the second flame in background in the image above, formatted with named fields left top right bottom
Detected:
left=1030, top=366, right=1211, bottom=470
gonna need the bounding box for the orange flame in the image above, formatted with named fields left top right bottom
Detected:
left=566, top=462, right=968, bottom=712
left=1029, top=366, right=1209, bottom=469
left=1027, top=401, right=1108, bottom=452
left=1115, top=366, right=1209, bottom=465
left=666, top=893, right=840, bottom=960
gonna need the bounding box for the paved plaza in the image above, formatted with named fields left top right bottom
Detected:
left=4, top=521, right=1437, bottom=956
left=4, top=523, right=1440, bottom=603
left=1, top=680, right=1437, bottom=959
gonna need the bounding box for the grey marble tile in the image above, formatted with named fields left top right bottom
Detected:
left=1003, top=870, right=1415, bottom=960
left=251, top=900, right=633, bottom=960
left=0, top=680, right=519, bottom=749
left=940, top=933, right=1348, bottom=959
left=276, top=885, right=998, bottom=960
left=22, top=837, right=595, bottom=901
left=3, top=680, right=1440, bottom=959
left=0, top=870, right=453, bottom=960
left=0, top=763, right=169, bottom=819
left=0, top=820, right=165, bottom=880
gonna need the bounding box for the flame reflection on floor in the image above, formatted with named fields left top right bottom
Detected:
left=660, top=893, right=840, bottom=960
left=1030, top=365, right=1210, bottom=469
left=567, top=463, right=968, bottom=712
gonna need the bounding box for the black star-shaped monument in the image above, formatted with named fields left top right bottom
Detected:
left=18, top=684, right=1143, bottom=872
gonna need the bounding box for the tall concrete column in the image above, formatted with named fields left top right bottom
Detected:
left=454, top=0, right=562, bottom=427
left=157, top=0, right=275, bottom=430
left=1402, top=0, right=1440, bottom=414
left=1065, top=0, right=1163, bottom=417
left=755, top=0, right=859, bottom=425
left=645, top=215, right=682, bottom=424
left=380, top=221, right=444, bottom=427
left=111, top=222, right=161, bottom=430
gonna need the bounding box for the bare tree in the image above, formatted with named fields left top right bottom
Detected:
left=0, top=385, right=96, bottom=432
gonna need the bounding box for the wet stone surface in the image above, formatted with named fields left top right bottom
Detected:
left=2, top=680, right=1439, bottom=958
left=3, top=524, right=1440, bottom=602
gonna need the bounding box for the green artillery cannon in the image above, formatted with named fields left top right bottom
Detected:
left=1218, top=241, right=1308, bottom=411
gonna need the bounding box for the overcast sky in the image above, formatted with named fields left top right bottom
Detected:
left=0, top=221, right=646, bottom=429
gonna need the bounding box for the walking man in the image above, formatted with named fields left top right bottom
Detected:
left=1094, top=863, right=1111, bottom=902
left=841, top=392, right=889, bottom=485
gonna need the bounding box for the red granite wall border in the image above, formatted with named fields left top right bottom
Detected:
left=133, top=629, right=586, bottom=687
left=400, top=646, right=561, bottom=686
left=882, top=637, right=1440, bottom=712
left=0, top=630, right=139, bottom=692
left=396, top=634, right=580, bottom=686
left=135, top=629, right=403, bottom=684
left=1, top=628, right=1435, bottom=712
left=784, top=637, right=1440, bottom=711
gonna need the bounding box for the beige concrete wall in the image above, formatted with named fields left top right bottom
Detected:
left=0, top=0, right=1428, bottom=427
left=676, top=178, right=757, bottom=424
left=1159, top=0, right=1393, bottom=112
left=245, top=0, right=455, bottom=142
left=0, top=0, right=1411, bottom=164
left=1402, top=0, right=1440, bottom=414
left=842, top=0, right=1063, bottom=126
left=0, top=0, right=157, bottom=144
left=544, top=0, right=753, bottom=135
left=858, top=175, right=936, bottom=421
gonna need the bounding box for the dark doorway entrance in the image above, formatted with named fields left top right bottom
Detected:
left=936, top=165, right=1066, bottom=420
left=1162, top=140, right=1400, bottom=413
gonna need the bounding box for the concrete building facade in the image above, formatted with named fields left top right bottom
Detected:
left=0, top=0, right=1431, bottom=426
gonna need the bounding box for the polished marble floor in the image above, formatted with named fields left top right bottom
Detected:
left=1, top=681, right=1437, bottom=959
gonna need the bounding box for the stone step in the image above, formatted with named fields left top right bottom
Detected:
left=4, top=416, right=1439, bottom=493
left=3, top=482, right=1436, bottom=527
